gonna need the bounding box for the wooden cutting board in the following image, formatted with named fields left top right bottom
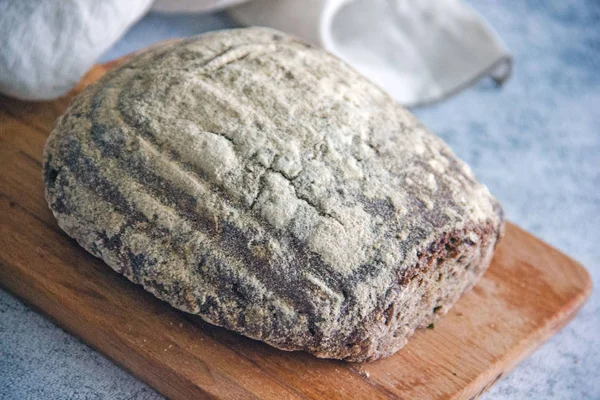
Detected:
left=0, top=58, right=592, bottom=400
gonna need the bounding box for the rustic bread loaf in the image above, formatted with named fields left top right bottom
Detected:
left=44, top=27, right=504, bottom=362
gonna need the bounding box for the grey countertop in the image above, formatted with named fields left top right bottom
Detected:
left=1, top=1, right=598, bottom=399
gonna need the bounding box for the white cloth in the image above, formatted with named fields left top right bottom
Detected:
left=0, top=0, right=511, bottom=105
left=0, top=0, right=154, bottom=100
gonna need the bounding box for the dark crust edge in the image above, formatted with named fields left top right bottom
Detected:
left=311, top=219, right=502, bottom=362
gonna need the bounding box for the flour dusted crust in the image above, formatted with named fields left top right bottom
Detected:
left=44, top=28, right=504, bottom=362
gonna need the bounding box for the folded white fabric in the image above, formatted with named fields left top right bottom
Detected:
left=0, top=0, right=511, bottom=105
left=0, top=0, right=154, bottom=100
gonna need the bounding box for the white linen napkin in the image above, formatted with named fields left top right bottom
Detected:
left=0, top=0, right=511, bottom=105
left=0, top=0, right=154, bottom=100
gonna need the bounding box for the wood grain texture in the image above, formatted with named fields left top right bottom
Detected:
left=0, top=58, right=592, bottom=400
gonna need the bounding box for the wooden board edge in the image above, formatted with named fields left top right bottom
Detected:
left=0, top=255, right=229, bottom=400
left=455, top=224, right=593, bottom=400
left=460, top=291, right=590, bottom=400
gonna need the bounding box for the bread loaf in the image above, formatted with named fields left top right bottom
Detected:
left=44, top=27, right=504, bottom=362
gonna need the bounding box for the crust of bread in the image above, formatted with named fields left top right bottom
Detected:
left=44, top=27, right=504, bottom=362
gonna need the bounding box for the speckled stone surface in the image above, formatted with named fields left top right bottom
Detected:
left=1, top=1, right=598, bottom=399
